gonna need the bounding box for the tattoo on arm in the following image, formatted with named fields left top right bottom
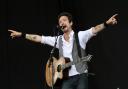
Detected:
left=95, top=23, right=105, bottom=30
left=26, top=34, right=40, bottom=42
left=94, top=23, right=105, bottom=34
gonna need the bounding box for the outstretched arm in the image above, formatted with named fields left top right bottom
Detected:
left=92, top=14, right=118, bottom=34
left=8, top=30, right=42, bottom=43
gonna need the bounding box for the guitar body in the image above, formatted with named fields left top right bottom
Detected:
left=45, top=57, right=69, bottom=87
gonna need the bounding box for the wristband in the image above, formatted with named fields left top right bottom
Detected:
left=22, top=32, right=26, bottom=38
left=104, top=22, right=109, bottom=27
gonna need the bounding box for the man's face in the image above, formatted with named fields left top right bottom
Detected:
left=58, top=16, right=72, bottom=32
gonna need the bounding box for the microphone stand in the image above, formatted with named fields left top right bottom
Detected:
left=48, top=30, right=59, bottom=89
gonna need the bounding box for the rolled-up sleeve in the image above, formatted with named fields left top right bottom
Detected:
left=41, top=36, right=59, bottom=48
left=78, top=27, right=95, bottom=49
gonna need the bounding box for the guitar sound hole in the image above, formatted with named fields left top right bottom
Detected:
left=57, top=65, right=61, bottom=72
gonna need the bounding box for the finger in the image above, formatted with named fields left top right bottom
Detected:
left=11, top=32, right=15, bottom=36
left=11, top=35, right=16, bottom=39
left=113, top=21, right=117, bottom=25
left=8, top=29, right=15, bottom=33
left=114, top=21, right=117, bottom=24
left=111, top=14, right=118, bottom=18
left=112, top=18, right=116, bottom=21
left=10, top=34, right=13, bottom=36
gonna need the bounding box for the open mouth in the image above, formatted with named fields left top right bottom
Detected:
left=61, top=26, right=66, bottom=29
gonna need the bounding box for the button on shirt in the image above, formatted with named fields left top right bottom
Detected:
left=41, top=27, right=95, bottom=76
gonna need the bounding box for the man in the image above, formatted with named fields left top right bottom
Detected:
left=8, top=12, right=118, bottom=89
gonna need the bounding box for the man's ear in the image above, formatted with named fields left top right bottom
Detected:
left=70, top=21, right=73, bottom=26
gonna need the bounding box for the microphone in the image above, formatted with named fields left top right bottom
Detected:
left=56, top=25, right=65, bottom=31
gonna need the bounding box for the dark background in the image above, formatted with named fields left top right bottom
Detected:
left=1, top=0, right=128, bottom=89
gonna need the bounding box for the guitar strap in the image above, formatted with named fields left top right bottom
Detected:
left=59, top=35, right=63, bottom=57
left=75, top=32, right=83, bottom=58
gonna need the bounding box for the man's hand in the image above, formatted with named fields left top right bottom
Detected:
left=93, top=14, right=118, bottom=34
left=106, top=14, right=118, bottom=25
left=8, top=30, right=22, bottom=39
left=8, top=29, right=42, bottom=43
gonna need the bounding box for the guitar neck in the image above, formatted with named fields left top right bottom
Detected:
left=62, top=54, right=92, bottom=70
left=62, top=61, right=74, bottom=70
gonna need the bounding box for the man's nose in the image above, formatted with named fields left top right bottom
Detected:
left=60, top=23, right=64, bottom=26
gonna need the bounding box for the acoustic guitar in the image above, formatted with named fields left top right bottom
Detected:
left=45, top=54, right=92, bottom=87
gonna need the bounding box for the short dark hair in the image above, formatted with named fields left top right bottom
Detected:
left=58, top=12, right=73, bottom=22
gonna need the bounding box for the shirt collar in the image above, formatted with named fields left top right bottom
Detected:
left=69, top=30, right=74, bottom=38
left=62, top=30, right=74, bottom=41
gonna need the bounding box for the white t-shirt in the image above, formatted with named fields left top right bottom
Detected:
left=41, top=27, right=95, bottom=76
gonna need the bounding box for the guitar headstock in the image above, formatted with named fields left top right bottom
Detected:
left=81, top=54, right=93, bottom=62
left=86, top=54, right=93, bottom=62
